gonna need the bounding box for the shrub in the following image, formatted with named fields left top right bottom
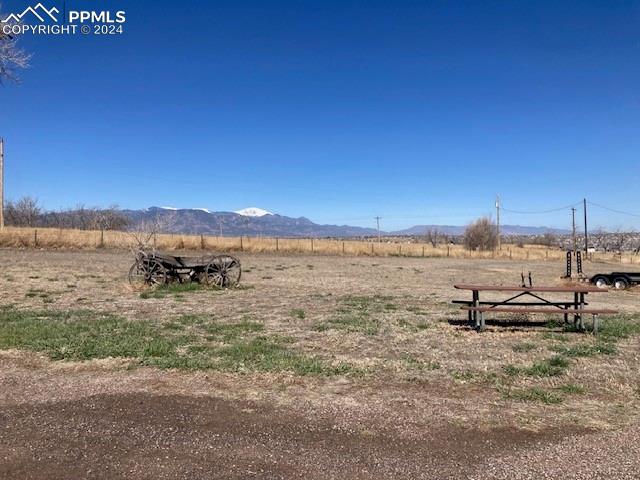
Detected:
left=464, top=217, right=498, bottom=251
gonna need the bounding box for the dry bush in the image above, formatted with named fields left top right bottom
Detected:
left=464, top=217, right=498, bottom=251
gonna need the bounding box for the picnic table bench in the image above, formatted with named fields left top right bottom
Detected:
left=453, top=284, right=617, bottom=333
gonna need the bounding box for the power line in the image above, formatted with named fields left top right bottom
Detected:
left=587, top=201, right=640, bottom=218
left=501, top=202, right=582, bottom=215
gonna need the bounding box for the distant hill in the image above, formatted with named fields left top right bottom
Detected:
left=121, top=207, right=570, bottom=238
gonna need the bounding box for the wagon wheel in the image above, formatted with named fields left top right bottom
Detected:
left=129, top=259, right=168, bottom=286
left=128, top=261, right=145, bottom=285
left=145, top=260, right=168, bottom=286
left=204, top=255, right=241, bottom=287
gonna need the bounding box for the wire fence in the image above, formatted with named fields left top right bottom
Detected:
left=0, top=226, right=639, bottom=264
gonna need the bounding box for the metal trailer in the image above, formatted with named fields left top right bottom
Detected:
left=128, top=250, right=241, bottom=287
left=590, top=272, right=640, bottom=290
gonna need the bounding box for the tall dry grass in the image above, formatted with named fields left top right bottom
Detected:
left=0, top=226, right=639, bottom=264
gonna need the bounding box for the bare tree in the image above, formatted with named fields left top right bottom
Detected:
left=5, top=196, right=41, bottom=226
left=591, top=228, right=608, bottom=251
left=540, top=232, right=558, bottom=248
left=611, top=229, right=628, bottom=254
left=0, top=5, right=31, bottom=83
left=127, top=211, right=177, bottom=251
left=464, top=217, right=498, bottom=251
left=425, top=228, right=440, bottom=247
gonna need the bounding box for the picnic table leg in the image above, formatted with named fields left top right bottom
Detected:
left=579, top=293, right=586, bottom=330
left=563, top=303, right=568, bottom=324
left=473, top=290, right=480, bottom=330
left=573, top=292, right=579, bottom=327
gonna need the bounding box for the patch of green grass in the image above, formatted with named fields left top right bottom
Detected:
left=0, top=308, right=189, bottom=361
left=596, top=316, right=640, bottom=341
left=215, top=336, right=355, bottom=375
left=550, top=342, right=616, bottom=357
left=504, top=355, right=569, bottom=378
left=0, top=308, right=357, bottom=377
left=204, top=320, right=264, bottom=341
left=290, top=309, right=306, bottom=320
left=505, top=387, right=563, bottom=405
left=177, top=314, right=207, bottom=326
left=313, top=294, right=397, bottom=335
left=557, top=383, right=585, bottom=395
left=163, top=322, right=185, bottom=331
left=541, top=332, right=571, bottom=342
left=512, top=342, right=537, bottom=353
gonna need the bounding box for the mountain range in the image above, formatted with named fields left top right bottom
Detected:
left=123, top=207, right=570, bottom=238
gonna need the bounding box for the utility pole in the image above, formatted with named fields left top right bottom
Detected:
left=571, top=207, right=577, bottom=252
left=0, top=137, right=4, bottom=231
left=374, top=216, right=381, bottom=243
left=495, top=195, right=501, bottom=250
left=583, top=198, right=588, bottom=254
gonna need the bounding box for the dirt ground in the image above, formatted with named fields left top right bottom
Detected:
left=1, top=249, right=639, bottom=479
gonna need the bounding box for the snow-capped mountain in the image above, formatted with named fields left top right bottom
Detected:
left=234, top=207, right=273, bottom=217
left=123, top=207, right=569, bottom=238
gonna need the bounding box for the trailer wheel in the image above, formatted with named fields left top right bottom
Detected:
left=613, top=277, right=630, bottom=290
left=592, top=276, right=610, bottom=289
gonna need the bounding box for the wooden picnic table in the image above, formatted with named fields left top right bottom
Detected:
left=453, top=284, right=616, bottom=332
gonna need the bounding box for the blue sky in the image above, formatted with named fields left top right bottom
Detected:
left=1, top=0, right=639, bottom=230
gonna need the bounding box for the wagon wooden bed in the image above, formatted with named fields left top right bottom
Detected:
left=128, top=250, right=241, bottom=288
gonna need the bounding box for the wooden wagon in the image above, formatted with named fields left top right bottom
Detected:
left=128, top=250, right=241, bottom=288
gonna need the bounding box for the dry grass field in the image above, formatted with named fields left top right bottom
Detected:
left=2, top=226, right=640, bottom=264
left=1, top=248, right=639, bottom=479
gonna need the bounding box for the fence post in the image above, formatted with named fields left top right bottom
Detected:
left=240, top=236, right=244, bottom=251
left=200, top=234, right=205, bottom=250
left=342, top=241, right=345, bottom=254
left=311, top=238, right=314, bottom=253
left=276, top=238, right=279, bottom=252
left=100, top=229, right=105, bottom=248
left=509, top=248, right=512, bottom=259
left=447, top=245, right=450, bottom=257
left=34, top=229, right=38, bottom=247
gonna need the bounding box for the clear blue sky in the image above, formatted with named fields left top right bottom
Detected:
left=1, top=0, right=639, bottom=230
